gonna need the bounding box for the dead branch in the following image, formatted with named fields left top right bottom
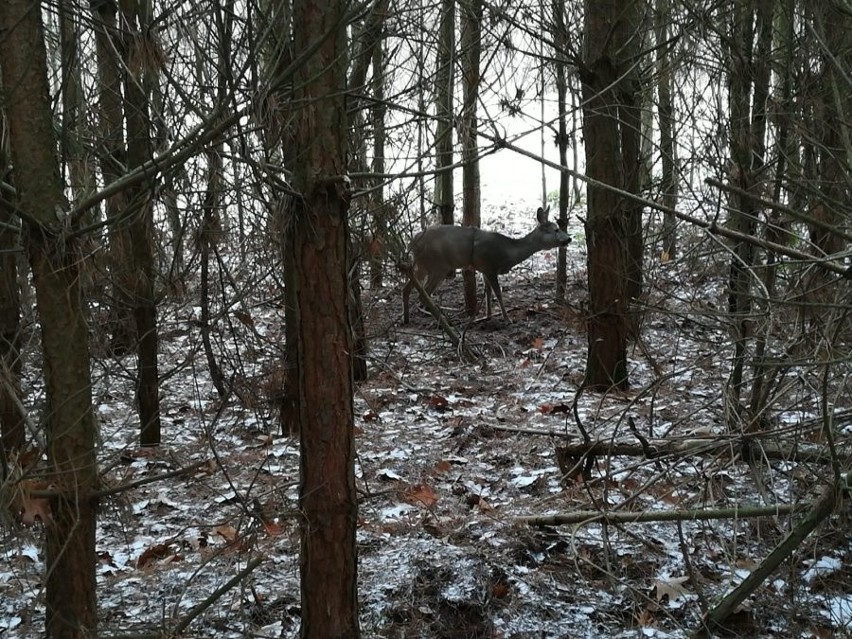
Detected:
left=491, top=431, right=848, bottom=466
left=406, top=268, right=481, bottom=363
left=693, top=482, right=841, bottom=638
left=515, top=502, right=803, bottom=527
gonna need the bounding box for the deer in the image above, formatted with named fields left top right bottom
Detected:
left=402, top=206, right=571, bottom=324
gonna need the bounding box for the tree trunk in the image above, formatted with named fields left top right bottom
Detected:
left=553, top=0, right=570, bottom=301
left=460, top=0, right=482, bottom=317
left=656, top=0, right=678, bottom=259
left=90, top=0, right=135, bottom=354
left=0, top=1, right=98, bottom=635
left=581, top=0, right=630, bottom=390
left=435, top=0, right=456, bottom=225
left=292, top=1, right=359, bottom=636
left=369, top=38, right=387, bottom=290
left=810, top=2, right=849, bottom=260
left=0, top=102, right=24, bottom=462
left=726, top=0, right=771, bottom=414
left=120, top=0, right=162, bottom=446
left=618, top=1, right=644, bottom=309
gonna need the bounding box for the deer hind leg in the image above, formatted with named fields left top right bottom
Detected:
left=402, top=264, right=428, bottom=324
left=402, top=276, right=414, bottom=324
left=403, top=265, right=442, bottom=323
left=483, top=272, right=509, bottom=322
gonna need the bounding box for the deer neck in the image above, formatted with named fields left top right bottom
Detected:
left=506, top=229, right=544, bottom=266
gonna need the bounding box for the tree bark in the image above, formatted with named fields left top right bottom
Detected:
left=581, top=0, right=630, bottom=390
left=119, top=0, right=162, bottom=446
left=0, top=1, right=98, bottom=635
left=292, top=1, right=359, bottom=636
left=656, top=0, right=678, bottom=259
left=0, top=82, right=25, bottom=461
left=90, top=0, right=135, bottom=354
left=726, top=0, right=772, bottom=414
left=435, top=0, right=456, bottom=225
left=460, top=0, right=482, bottom=317
left=552, top=0, right=570, bottom=301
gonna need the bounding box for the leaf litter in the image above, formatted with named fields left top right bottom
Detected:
left=0, top=195, right=850, bottom=638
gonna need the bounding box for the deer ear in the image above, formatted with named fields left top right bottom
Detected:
left=537, top=206, right=549, bottom=224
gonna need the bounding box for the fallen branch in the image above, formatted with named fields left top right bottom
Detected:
left=100, top=556, right=264, bottom=639
left=406, top=269, right=481, bottom=363
left=494, top=432, right=847, bottom=466
left=515, top=502, right=803, bottom=527
left=693, top=482, right=841, bottom=638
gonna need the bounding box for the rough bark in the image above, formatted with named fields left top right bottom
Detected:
left=0, top=0, right=98, bottom=635
left=292, top=1, right=359, bottom=636
left=553, top=0, right=570, bottom=300
left=726, top=0, right=772, bottom=413
left=460, top=0, right=482, bottom=317
left=120, top=0, right=162, bottom=446
left=90, top=0, right=135, bottom=353
left=0, top=86, right=25, bottom=461
left=656, top=0, right=678, bottom=259
left=435, top=0, right=456, bottom=225
left=581, top=0, right=629, bottom=390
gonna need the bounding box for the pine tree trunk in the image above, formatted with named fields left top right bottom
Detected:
left=292, top=1, right=359, bottom=635
left=553, top=0, right=570, bottom=301
left=581, top=0, right=630, bottom=390
left=435, top=0, right=456, bottom=225
left=0, top=2, right=98, bottom=635
left=461, top=0, right=482, bottom=317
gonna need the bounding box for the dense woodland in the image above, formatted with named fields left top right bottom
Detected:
left=0, top=0, right=850, bottom=637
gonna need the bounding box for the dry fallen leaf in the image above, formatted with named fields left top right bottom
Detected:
left=19, top=480, right=52, bottom=525
left=432, top=460, right=453, bottom=474
left=403, top=482, right=438, bottom=508
left=427, top=395, right=450, bottom=412
left=214, top=524, right=239, bottom=543
left=136, top=543, right=174, bottom=569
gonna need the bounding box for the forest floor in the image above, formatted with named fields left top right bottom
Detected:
left=1, top=197, right=850, bottom=638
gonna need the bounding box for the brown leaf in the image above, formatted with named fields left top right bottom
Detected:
left=214, top=524, right=239, bottom=543
left=428, top=395, right=450, bottom=411
left=19, top=480, right=51, bottom=525
left=531, top=337, right=545, bottom=350
left=403, top=482, right=438, bottom=508
left=136, top=543, right=173, bottom=568
left=233, top=309, right=255, bottom=327
left=491, top=579, right=510, bottom=599
left=540, top=402, right=571, bottom=415
left=432, top=460, right=453, bottom=474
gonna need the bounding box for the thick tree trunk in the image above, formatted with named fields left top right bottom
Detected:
left=553, top=0, right=570, bottom=300
left=0, top=1, right=98, bottom=635
left=461, top=0, right=482, bottom=317
left=581, top=0, right=629, bottom=390
left=435, top=0, right=456, bottom=225
left=292, top=2, right=359, bottom=636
